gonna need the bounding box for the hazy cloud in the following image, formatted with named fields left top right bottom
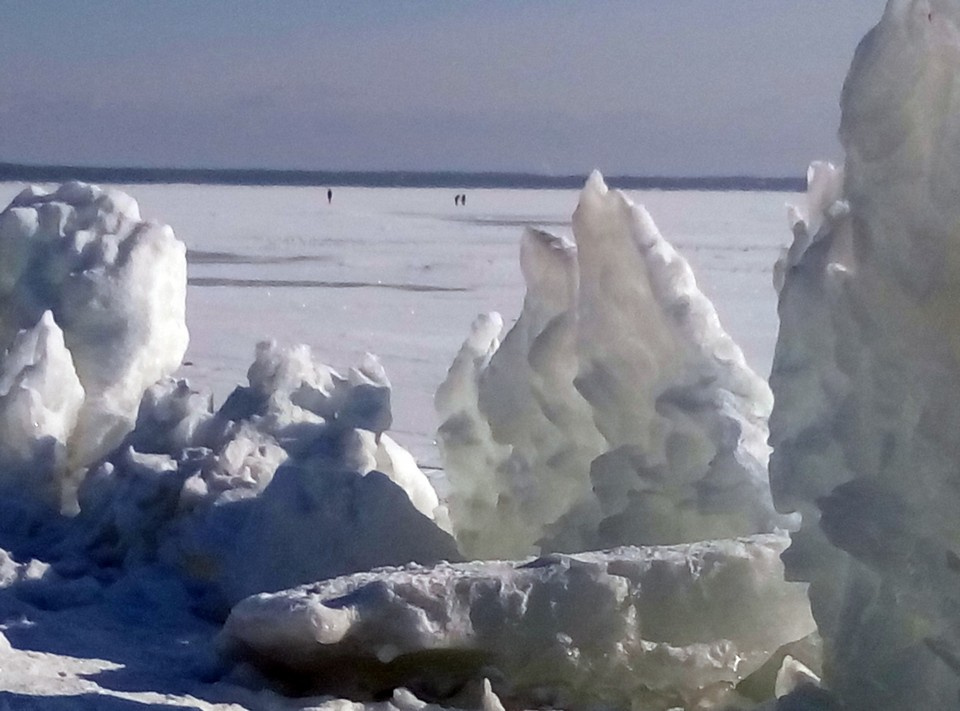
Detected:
left=0, top=1, right=886, bottom=175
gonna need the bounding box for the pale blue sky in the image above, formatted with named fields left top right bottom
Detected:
left=0, top=1, right=886, bottom=175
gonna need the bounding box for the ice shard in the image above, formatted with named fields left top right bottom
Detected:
left=438, top=172, right=790, bottom=559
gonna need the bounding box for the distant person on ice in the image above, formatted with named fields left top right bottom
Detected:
left=327, top=189, right=333, bottom=204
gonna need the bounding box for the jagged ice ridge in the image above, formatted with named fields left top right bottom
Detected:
left=437, top=171, right=793, bottom=560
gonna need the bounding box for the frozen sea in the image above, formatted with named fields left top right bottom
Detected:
left=0, top=182, right=798, bottom=469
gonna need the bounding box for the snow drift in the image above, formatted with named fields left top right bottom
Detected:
left=438, top=172, right=792, bottom=560
left=769, top=2, right=960, bottom=708
left=0, top=182, right=188, bottom=513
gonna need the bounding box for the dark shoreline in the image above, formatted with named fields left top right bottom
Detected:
left=0, top=162, right=804, bottom=192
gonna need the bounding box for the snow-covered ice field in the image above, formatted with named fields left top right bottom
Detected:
left=8, top=3, right=960, bottom=706
left=0, top=182, right=797, bottom=469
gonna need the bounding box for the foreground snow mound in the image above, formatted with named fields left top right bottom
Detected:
left=769, top=3, right=960, bottom=708
left=0, top=540, right=480, bottom=711
left=62, top=341, right=455, bottom=609
left=0, top=182, right=188, bottom=510
left=438, top=172, right=790, bottom=559
left=220, top=533, right=814, bottom=710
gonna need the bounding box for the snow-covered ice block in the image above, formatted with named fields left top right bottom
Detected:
left=264, top=681, right=508, bottom=711
left=125, top=377, right=219, bottom=455
left=215, top=344, right=453, bottom=606
left=226, top=341, right=440, bottom=521
left=220, top=533, right=814, bottom=710
left=769, top=3, right=960, bottom=708
left=0, top=311, right=84, bottom=509
left=220, top=460, right=462, bottom=606
left=59, top=341, right=452, bottom=610
left=438, top=173, right=791, bottom=559
left=0, top=183, right=188, bottom=508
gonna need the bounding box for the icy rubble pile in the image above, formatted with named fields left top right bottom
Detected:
left=221, top=535, right=815, bottom=710
left=65, top=340, right=458, bottom=607
left=0, top=182, right=188, bottom=512
left=0, top=178, right=827, bottom=710
left=768, top=2, right=960, bottom=708
left=213, top=173, right=819, bottom=710
left=438, top=172, right=791, bottom=559
left=0, top=183, right=456, bottom=610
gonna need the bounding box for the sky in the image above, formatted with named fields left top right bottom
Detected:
left=0, top=1, right=887, bottom=176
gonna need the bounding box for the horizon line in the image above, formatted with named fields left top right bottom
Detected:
left=0, top=161, right=806, bottom=192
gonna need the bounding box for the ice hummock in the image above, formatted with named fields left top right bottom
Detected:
left=438, top=171, right=793, bottom=560
left=58, top=340, right=457, bottom=610
left=0, top=182, right=189, bottom=513
left=768, top=2, right=960, bottom=708
left=0, top=177, right=816, bottom=711
left=206, top=175, right=815, bottom=711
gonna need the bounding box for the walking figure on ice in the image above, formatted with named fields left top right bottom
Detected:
left=327, top=189, right=333, bottom=204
